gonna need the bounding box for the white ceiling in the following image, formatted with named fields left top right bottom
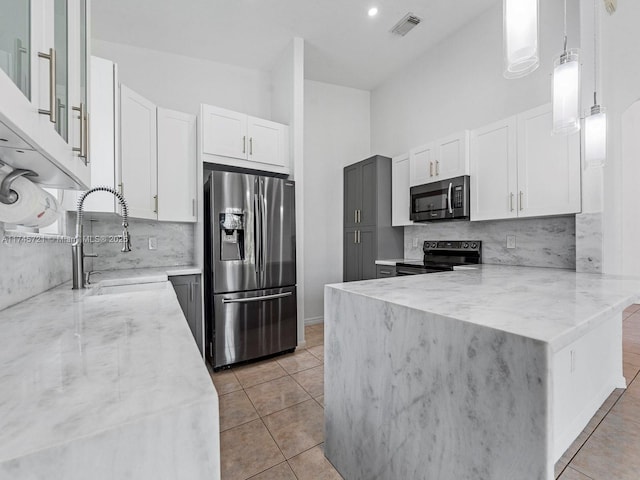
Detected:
left=92, top=0, right=499, bottom=91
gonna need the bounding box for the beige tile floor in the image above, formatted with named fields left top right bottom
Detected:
left=210, top=308, right=640, bottom=480
left=210, top=323, right=342, bottom=480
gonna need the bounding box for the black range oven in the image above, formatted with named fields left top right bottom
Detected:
left=396, top=240, right=481, bottom=276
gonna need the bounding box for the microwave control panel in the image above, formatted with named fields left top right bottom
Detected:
left=453, top=185, right=464, bottom=208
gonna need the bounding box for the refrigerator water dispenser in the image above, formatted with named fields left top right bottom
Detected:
left=219, top=212, right=244, bottom=260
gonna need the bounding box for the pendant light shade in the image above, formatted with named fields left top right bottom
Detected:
left=552, top=49, right=581, bottom=135
left=503, top=0, right=539, bottom=78
left=585, top=105, right=607, bottom=166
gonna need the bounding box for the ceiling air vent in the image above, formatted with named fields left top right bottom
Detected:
left=391, top=13, right=422, bottom=37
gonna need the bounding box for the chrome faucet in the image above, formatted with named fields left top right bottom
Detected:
left=72, top=186, right=131, bottom=289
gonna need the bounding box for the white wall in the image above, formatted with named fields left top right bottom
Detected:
left=303, top=80, right=370, bottom=323
left=92, top=39, right=272, bottom=117
left=600, top=1, right=640, bottom=275
left=371, top=0, right=579, bottom=156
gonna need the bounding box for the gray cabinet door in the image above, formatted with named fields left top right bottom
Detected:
left=344, top=164, right=361, bottom=228
left=360, top=158, right=377, bottom=227
left=344, top=229, right=361, bottom=282
left=376, top=265, right=397, bottom=278
left=169, top=274, right=203, bottom=356
left=359, top=227, right=377, bottom=280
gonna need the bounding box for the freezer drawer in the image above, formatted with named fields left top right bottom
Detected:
left=211, top=286, right=297, bottom=368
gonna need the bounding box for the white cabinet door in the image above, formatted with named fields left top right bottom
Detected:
left=436, top=130, right=469, bottom=180
left=470, top=117, right=518, bottom=221
left=201, top=104, right=247, bottom=159
left=247, top=116, right=286, bottom=168
left=64, top=56, right=117, bottom=213
left=157, top=108, right=197, bottom=222
left=409, top=142, right=435, bottom=186
left=517, top=104, right=581, bottom=218
left=120, top=84, right=157, bottom=220
left=392, top=152, right=413, bottom=226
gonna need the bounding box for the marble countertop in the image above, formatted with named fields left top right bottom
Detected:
left=0, top=276, right=215, bottom=464
left=328, top=264, right=640, bottom=351
left=89, top=265, right=202, bottom=287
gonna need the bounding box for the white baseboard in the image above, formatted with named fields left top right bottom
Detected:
left=304, top=316, right=324, bottom=326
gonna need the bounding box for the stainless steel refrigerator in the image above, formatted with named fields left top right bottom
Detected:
left=204, top=170, right=297, bottom=369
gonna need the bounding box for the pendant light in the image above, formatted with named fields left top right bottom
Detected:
left=584, top=0, right=607, bottom=166
left=503, top=0, right=540, bottom=78
left=552, top=0, right=581, bottom=135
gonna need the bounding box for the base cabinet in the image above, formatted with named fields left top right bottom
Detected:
left=376, top=265, right=397, bottom=278
left=169, top=274, right=203, bottom=356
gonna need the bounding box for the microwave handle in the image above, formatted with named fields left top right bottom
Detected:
left=447, top=182, right=453, bottom=214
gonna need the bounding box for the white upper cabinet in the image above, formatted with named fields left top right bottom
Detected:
left=201, top=105, right=247, bottom=159
left=62, top=56, right=118, bottom=213
left=470, top=117, right=518, bottom=221
left=247, top=116, right=287, bottom=168
left=470, top=104, right=581, bottom=222
left=0, top=0, right=91, bottom=189
left=157, top=108, right=197, bottom=222
left=516, top=104, right=581, bottom=217
left=409, top=131, right=469, bottom=186
left=409, top=142, right=435, bottom=186
left=391, top=152, right=413, bottom=226
left=436, top=130, right=469, bottom=181
left=120, top=85, right=157, bottom=220
left=200, top=103, right=290, bottom=175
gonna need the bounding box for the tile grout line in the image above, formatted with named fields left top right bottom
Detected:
left=559, top=388, right=628, bottom=479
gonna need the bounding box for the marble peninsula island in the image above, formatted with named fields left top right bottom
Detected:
left=324, top=265, right=640, bottom=480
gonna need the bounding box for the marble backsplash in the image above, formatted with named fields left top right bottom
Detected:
left=575, top=212, right=602, bottom=273
left=404, top=215, right=576, bottom=269
left=72, top=212, right=195, bottom=271
left=0, top=223, right=72, bottom=311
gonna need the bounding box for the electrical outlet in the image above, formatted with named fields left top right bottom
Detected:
left=413, top=238, right=419, bottom=248
left=506, top=235, right=516, bottom=249
left=148, top=237, right=157, bottom=250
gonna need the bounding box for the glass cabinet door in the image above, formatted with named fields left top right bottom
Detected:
left=0, top=0, right=31, bottom=99
left=54, top=0, right=68, bottom=141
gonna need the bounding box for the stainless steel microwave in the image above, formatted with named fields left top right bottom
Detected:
left=410, top=175, right=470, bottom=222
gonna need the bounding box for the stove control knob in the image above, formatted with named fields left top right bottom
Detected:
left=463, top=243, right=469, bottom=249
left=471, top=242, right=478, bottom=249
left=431, top=242, right=437, bottom=248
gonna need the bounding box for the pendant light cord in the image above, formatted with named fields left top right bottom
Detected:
left=593, top=0, right=598, bottom=105
left=563, top=0, right=568, bottom=53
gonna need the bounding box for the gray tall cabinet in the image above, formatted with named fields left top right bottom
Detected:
left=343, top=155, right=404, bottom=281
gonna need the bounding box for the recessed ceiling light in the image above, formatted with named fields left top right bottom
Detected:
left=368, top=7, right=378, bottom=17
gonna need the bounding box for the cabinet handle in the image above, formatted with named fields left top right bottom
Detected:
left=354, top=210, right=358, bottom=223
left=249, top=137, right=253, bottom=155
left=242, top=136, right=246, bottom=154
left=38, top=48, right=57, bottom=123
left=429, top=161, right=434, bottom=177
left=192, top=198, right=196, bottom=217
left=357, top=230, right=361, bottom=244
left=154, top=194, right=158, bottom=214
left=72, top=102, right=87, bottom=159
left=510, top=192, right=514, bottom=212
left=354, top=231, right=357, bottom=244
left=190, top=283, right=194, bottom=302
left=519, top=191, right=524, bottom=211
left=118, top=182, right=124, bottom=196
left=85, top=111, right=90, bottom=164
left=357, top=209, right=361, bottom=223
left=380, top=270, right=391, bottom=275
left=435, top=160, right=440, bottom=176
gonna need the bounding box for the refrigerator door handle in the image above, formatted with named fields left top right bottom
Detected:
left=254, top=193, right=261, bottom=274
left=222, top=292, right=293, bottom=304
left=260, top=181, right=268, bottom=275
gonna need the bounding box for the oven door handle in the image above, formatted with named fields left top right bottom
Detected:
left=447, top=182, right=453, bottom=214
left=223, top=292, right=292, bottom=304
